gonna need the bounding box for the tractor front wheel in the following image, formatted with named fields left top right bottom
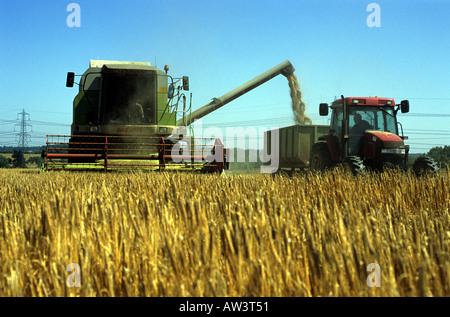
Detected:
left=412, top=156, right=438, bottom=177
left=341, top=156, right=366, bottom=175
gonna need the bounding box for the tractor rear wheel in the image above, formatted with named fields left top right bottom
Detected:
left=310, top=142, right=333, bottom=171
left=342, top=156, right=366, bottom=175
left=412, top=156, right=438, bottom=176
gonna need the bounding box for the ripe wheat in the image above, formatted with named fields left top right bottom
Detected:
left=0, top=169, right=448, bottom=296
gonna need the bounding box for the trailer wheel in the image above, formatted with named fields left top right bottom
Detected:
left=342, top=156, right=366, bottom=175
left=310, top=142, right=333, bottom=171
left=412, top=156, right=438, bottom=177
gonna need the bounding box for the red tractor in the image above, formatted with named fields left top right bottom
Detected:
left=310, top=95, right=438, bottom=175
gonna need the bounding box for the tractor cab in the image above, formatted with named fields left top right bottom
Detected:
left=315, top=96, right=411, bottom=173
left=327, top=97, right=405, bottom=156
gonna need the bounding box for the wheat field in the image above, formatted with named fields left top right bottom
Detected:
left=0, top=168, right=448, bottom=297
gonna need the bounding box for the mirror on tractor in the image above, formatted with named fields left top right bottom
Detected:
left=319, top=103, right=329, bottom=116
left=183, top=76, right=189, bottom=91
left=400, top=100, right=410, bottom=113
left=66, top=72, right=75, bottom=87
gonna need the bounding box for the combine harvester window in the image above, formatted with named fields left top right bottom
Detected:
left=102, top=73, right=156, bottom=125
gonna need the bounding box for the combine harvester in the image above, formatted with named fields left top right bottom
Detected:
left=43, top=59, right=295, bottom=172
left=264, top=95, right=439, bottom=175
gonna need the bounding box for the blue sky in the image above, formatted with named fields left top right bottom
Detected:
left=0, top=0, right=449, bottom=153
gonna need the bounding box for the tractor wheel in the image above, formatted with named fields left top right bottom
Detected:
left=310, top=142, right=333, bottom=171
left=412, top=156, right=439, bottom=177
left=342, top=156, right=366, bottom=175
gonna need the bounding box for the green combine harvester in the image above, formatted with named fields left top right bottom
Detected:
left=43, top=59, right=295, bottom=172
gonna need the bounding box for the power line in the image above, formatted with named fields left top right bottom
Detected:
left=0, top=120, right=18, bottom=124
left=403, top=113, right=450, bottom=117
left=28, top=120, right=70, bottom=127
left=404, top=128, right=450, bottom=133
left=398, top=97, right=450, bottom=100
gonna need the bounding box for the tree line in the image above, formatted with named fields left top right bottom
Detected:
left=0, top=146, right=449, bottom=169
left=0, top=150, right=42, bottom=169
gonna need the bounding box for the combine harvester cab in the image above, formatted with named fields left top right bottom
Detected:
left=43, top=59, right=296, bottom=172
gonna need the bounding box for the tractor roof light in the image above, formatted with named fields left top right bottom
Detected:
left=352, top=99, right=359, bottom=104
left=386, top=100, right=392, bottom=105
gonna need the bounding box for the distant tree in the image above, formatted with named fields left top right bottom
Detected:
left=427, top=145, right=450, bottom=167
left=27, top=156, right=42, bottom=168
left=12, top=150, right=27, bottom=168
left=0, top=155, right=10, bottom=168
